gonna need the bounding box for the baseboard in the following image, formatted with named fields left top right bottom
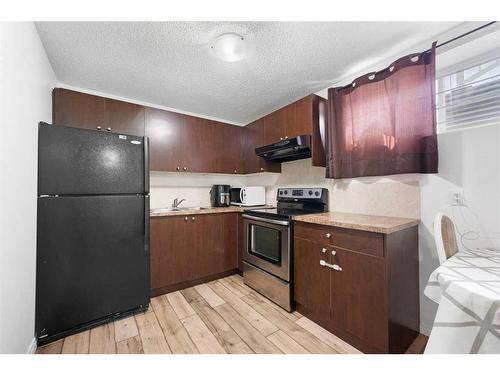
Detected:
left=27, top=337, right=37, bottom=354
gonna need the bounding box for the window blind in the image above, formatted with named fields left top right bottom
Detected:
left=436, top=56, right=500, bottom=132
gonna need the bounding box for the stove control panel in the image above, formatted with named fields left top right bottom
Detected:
left=277, top=188, right=324, bottom=199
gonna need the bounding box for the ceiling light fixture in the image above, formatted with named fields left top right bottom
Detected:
left=210, top=33, right=247, bottom=62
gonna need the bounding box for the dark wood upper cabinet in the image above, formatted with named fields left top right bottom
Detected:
left=145, top=107, right=182, bottom=172
left=181, top=115, right=214, bottom=173
left=53, top=88, right=145, bottom=136
left=53, top=88, right=105, bottom=131
left=264, top=109, right=286, bottom=144
left=244, top=94, right=326, bottom=169
left=105, top=98, right=145, bottom=136
left=212, top=121, right=243, bottom=174
left=53, top=88, right=320, bottom=174
left=242, top=118, right=281, bottom=174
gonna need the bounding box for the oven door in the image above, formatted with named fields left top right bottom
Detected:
left=242, top=214, right=290, bottom=281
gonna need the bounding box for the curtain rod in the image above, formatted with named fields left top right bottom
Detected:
left=425, top=21, right=497, bottom=52
left=336, top=22, right=498, bottom=91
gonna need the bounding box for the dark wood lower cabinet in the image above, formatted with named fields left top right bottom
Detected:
left=150, top=213, right=239, bottom=296
left=293, top=237, right=331, bottom=328
left=330, top=247, right=387, bottom=351
left=294, top=222, right=419, bottom=354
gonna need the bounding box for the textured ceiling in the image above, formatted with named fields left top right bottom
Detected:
left=36, top=22, right=464, bottom=124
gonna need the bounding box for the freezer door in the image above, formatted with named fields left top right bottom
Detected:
left=38, top=123, right=148, bottom=195
left=35, top=195, right=150, bottom=340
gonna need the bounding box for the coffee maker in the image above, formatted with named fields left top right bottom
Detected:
left=210, top=185, right=231, bottom=207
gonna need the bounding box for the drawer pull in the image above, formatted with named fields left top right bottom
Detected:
left=325, top=233, right=332, bottom=239
left=321, top=248, right=327, bottom=254
left=320, top=260, right=342, bottom=271
left=184, top=216, right=189, bottom=221
left=331, top=249, right=336, bottom=256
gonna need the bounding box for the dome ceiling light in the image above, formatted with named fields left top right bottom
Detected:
left=210, top=33, right=247, bottom=62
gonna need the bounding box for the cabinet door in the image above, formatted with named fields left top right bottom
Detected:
left=330, top=247, right=387, bottom=351
left=243, top=119, right=281, bottom=174
left=242, top=121, right=262, bottom=173
left=196, top=213, right=238, bottom=277
left=53, top=88, right=105, bottom=131
left=286, top=96, right=313, bottom=138
left=212, top=121, right=243, bottom=174
left=150, top=216, right=195, bottom=289
left=145, top=107, right=182, bottom=172
left=105, top=98, right=145, bottom=136
left=293, top=237, right=331, bottom=328
left=264, top=110, right=286, bottom=144
left=181, top=115, right=214, bottom=173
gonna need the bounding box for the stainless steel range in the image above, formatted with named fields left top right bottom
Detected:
left=242, top=187, right=328, bottom=311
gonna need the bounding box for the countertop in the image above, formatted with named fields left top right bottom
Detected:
left=150, top=205, right=271, bottom=217
left=293, top=211, right=420, bottom=234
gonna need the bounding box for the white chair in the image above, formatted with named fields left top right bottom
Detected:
left=434, top=212, right=459, bottom=265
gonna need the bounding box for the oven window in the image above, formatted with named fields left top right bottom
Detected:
left=249, top=224, right=281, bottom=264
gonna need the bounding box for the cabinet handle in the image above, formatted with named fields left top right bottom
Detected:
left=280, top=137, right=283, bottom=141
left=96, top=126, right=102, bottom=130
left=325, top=233, right=332, bottom=239
left=106, top=127, right=112, bottom=131
left=234, top=169, right=237, bottom=174
left=260, top=167, right=264, bottom=172
left=331, top=249, right=336, bottom=256
left=191, top=217, right=195, bottom=221
left=319, top=260, right=342, bottom=271
left=184, top=216, right=189, bottom=221
left=176, top=166, right=180, bottom=171
left=321, top=248, right=327, bottom=254
left=183, top=167, right=188, bottom=171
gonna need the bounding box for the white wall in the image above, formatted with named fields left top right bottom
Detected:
left=0, top=22, right=56, bottom=353
left=419, top=124, right=500, bottom=334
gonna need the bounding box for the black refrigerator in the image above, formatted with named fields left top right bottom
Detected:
left=36, top=122, right=150, bottom=346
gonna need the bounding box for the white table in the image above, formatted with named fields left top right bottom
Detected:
left=424, top=248, right=500, bottom=353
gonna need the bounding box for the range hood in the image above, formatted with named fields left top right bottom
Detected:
left=255, top=135, right=312, bottom=162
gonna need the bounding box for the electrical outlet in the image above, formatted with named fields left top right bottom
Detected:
left=451, top=189, right=465, bottom=206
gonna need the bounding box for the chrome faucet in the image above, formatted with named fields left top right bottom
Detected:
left=172, top=198, right=186, bottom=209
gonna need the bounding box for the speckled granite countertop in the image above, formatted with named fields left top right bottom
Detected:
left=293, top=211, right=420, bottom=234
left=150, top=205, right=271, bottom=218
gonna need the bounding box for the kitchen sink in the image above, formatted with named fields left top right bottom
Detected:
left=151, top=206, right=209, bottom=213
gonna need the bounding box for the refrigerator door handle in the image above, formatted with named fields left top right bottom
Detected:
left=144, top=196, right=150, bottom=252
left=143, top=136, right=150, bottom=194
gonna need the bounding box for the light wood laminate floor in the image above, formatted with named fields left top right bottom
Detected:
left=35, top=274, right=371, bottom=354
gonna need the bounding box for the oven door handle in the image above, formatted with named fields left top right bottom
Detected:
left=242, top=214, right=290, bottom=226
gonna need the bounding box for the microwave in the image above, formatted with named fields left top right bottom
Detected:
left=230, top=186, right=266, bottom=207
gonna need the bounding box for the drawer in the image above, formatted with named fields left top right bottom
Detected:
left=294, top=222, right=384, bottom=257
left=294, top=222, right=335, bottom=244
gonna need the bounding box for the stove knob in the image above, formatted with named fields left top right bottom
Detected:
left=308, top=190, right=313, bottom=196
left=284, top=191, right=288, bottom=195
left=315, top=191, right=320, bottom=197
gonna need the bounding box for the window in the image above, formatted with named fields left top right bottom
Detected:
left=436, top=55, right=500, bottom=133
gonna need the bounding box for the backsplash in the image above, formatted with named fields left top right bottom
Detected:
left=266, top=159, right=421, bottom=219
left=150, top=159, right=420, bottom=219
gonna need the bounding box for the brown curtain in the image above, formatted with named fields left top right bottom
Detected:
left=326, top=43, right=438, bottom=179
